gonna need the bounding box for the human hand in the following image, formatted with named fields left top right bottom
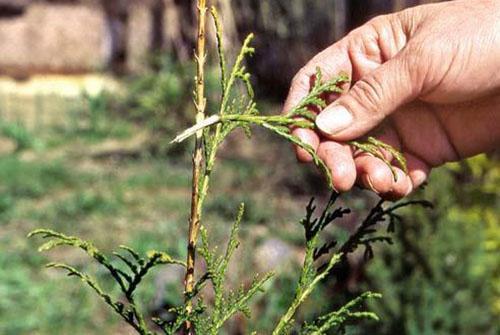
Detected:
left=283, top=0, right=500, bottom=199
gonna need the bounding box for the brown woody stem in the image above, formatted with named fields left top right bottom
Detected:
left=184, top=0, right=207, bottom=333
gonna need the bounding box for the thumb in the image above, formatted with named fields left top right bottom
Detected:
left=316, top=50, right=420, bottom=141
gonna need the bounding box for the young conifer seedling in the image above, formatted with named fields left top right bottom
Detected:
left=30, top=1, right=431, bottom=334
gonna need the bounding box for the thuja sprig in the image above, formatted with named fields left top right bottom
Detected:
left=172, top=68, right=406, bottom=187
left=172, top=2, right=407, bottom=186
left=192, top=204, right=274, bottom=334
left=28, top=229, right=186, bottom=335
left=272, top=194, right=432, bottom=334
left=172, top=8, right=408, bottom=185
left=182, top=5, right=264, bottom=327
left=299, top=291, right=382, bottom=335
left=272, top=193, right=349, bottom=334
left=338, top=199, right=433, bottom=260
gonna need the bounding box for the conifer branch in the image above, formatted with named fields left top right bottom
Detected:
left=210, top=6, right=227, bottom=94
left=301, top=292, right=382, bottom=335
left=273, top=194, right=349, bottom=334
left=197, top=204, right=274, bottom=334
left=172, top=68, right=408, bottom=186
left=272, top=195, right=432, bottom=334
left=29, top=229, right=185, bottom=335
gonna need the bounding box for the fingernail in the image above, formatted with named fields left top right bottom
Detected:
left=405, top=182, right=413, bottom=196
left=316, top=105, right=353, bottom=135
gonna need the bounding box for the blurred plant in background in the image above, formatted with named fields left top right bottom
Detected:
left=0, top=121, right=41, bottom=152
left=354, top=154, right=500, bottom=335
left=121, top=56, right=221, bottom=156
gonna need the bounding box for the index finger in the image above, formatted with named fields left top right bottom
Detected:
left=282, top=41, right=352, bottom=115
left=283, top=41, right=352, bottom=162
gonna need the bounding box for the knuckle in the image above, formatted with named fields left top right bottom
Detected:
left=291, top=70, right=311, bottom=91
left=348, top=14, right=390, bottom=39
left=366, top=14, right=393, bottom=29
left=404, top=42, right=427, bottom=64
left=402, top=41, right=445, bottom=90
left=350, top=75, right=386, bottom=113
left=364, top=13, right=401, bottom=40
left=395, top=6, right=419, bottom=33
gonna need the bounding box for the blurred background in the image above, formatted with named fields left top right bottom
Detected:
left=0, top=0, right=498, bottom=334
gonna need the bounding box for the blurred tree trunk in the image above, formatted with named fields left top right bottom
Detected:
left=161, top=0, right=238, bottom=62
left=169, top=0, right=196, bottom=62
left=101, top=0, right=129, bottom=73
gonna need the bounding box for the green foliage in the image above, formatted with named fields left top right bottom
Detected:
left=29, top=205, right=271, bottom=335
left=30, top=192, right=430, bottom=334
left=0, top=120, right=41, bottom=152
left=358, top=156, right=500, bottom=335
left=300, top=292, right=382, bottom=335
left=173, top=62, right=404, bottom=188
left=272, top=194, right=432, bottom=334
left=171, top=8, right=407, bottom=186
left=193, top=204, right=274, bottom=334
left=29, top=229, right=186, bottom=335
left=61, top=92, right=132, bottom=143
left=0, top=156, right=76, bottom=199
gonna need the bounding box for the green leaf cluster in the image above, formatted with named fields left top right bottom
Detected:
left=28, top=229, right=185, bottom=335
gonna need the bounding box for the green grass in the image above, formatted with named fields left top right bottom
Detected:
left=0, top=121, right=41, bottom=152
left=0, top=156, right=77, bottom=199
left=0, top=249, right=111, bottom=335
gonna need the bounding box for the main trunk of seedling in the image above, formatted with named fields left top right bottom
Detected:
left=184, top=0, right=207, bottom=332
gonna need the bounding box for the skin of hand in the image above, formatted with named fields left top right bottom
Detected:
left=283, top=0, right=500, bottom=199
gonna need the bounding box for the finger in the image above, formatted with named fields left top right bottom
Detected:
left=356, top=151, right=429, bottom=196
left=355, top=155, right=394, bottom=194
left=351, top=126, right=402, bottom=165
left=292, top=128, right=320, bottom=163
left=316, top=45, right=422, bottom=141
left=434, top=95, right=500, bottom=159
left=282, top=41, right=353, bottom=115
left=404, top=151, right=430, bottom=189
left=390, top=95, right=500, bottom=168
left=282, top=11, right=410, bottom=115
left=317, top=141, right=356, bottom=192
left=381, top=167, right=413, bottom=201
left=355, top=149, right=431, bottom=198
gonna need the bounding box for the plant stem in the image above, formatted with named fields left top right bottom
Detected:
left=185, top=0, right=207, bottom=332
left=272, top=253, right=342, bottom=335
left=171, top=114, right=315, bottom=144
